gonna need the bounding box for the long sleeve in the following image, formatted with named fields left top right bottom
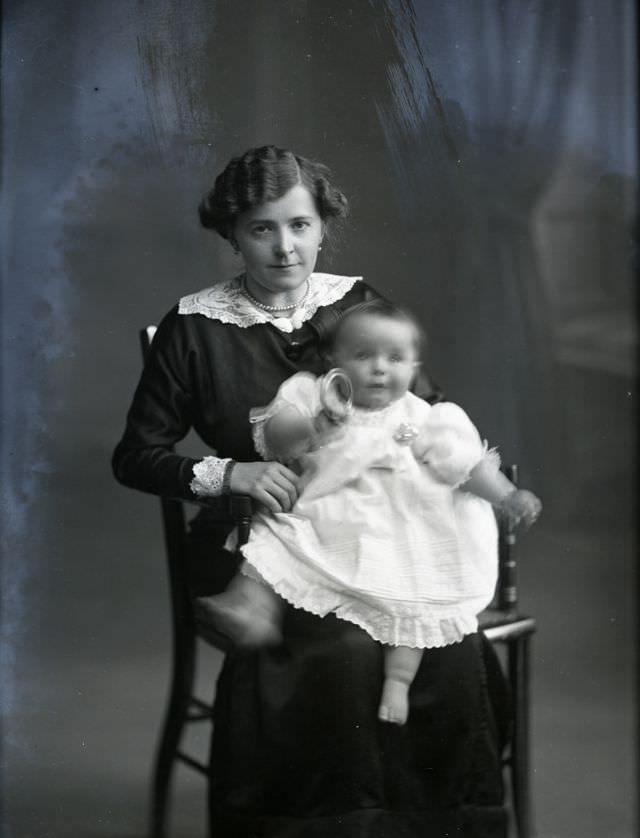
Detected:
left=112, top=307, right=204, bottom=500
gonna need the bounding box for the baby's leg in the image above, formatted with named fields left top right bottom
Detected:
left=195, top=573, right=283, bottom=648
left=378, top=645, right=423, bottom=725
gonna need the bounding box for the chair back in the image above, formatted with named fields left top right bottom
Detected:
left=496, top=464, right=519, bottom=613
left=140, top=328, right=193, bottom=631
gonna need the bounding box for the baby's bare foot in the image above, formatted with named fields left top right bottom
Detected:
left=378, top=678, right=410, bottom=725
left=195, top=594, right=281, bottom=648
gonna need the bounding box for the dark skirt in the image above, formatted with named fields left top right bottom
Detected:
left=187, top=517, right=509, bottom=838
left=207, top=607, right=509, bottom=838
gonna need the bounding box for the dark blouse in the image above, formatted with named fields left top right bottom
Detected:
left=112, top=280, right=440, bottom=498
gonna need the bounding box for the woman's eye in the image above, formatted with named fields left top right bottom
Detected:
left=251, top=225, right=270, bottom=235
left=291, top=220, right=310, bottom=232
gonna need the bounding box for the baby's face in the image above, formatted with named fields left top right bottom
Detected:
left=332, top=314, right=419, bottom=409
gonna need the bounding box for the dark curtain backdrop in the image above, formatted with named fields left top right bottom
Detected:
left=2, top=2, right=636, bottom=837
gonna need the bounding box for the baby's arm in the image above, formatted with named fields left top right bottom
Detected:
left=410, top=399, right=541, bottom=527
left=461, top=459, right=542, bottom=527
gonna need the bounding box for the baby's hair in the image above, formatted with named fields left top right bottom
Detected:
left=199, top=145, right=349, bottom=241
left=331, top=299, right=426, bottom=357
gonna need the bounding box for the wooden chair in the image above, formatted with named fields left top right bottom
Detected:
left=139, top=327, right=252, bottom=838
left=140, top=327, right=535, bottom=838
left=480, top=464, right=536, bottom=838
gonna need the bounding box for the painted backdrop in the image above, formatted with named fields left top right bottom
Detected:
left=2, top=2, right=636, bottom=837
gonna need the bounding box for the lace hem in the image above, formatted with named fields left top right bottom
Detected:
left=190, top=456, right=231, bottom=497
left=178, top=273, right=361, bottom=332
left=241, top=559, right=481, bottom=649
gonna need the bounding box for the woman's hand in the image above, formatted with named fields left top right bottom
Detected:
left=498, top=489, right=542, bottom=528
left=230, top=461, right=300, bottom=513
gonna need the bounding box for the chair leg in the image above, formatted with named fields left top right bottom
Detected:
left=509, top=635, right=533, bottom=838
left=150, top=632, right=197, bottom=838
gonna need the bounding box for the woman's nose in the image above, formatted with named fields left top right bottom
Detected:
left=274, top=230, right=294, bottom=256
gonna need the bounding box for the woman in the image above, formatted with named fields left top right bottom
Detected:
left=113, top=145, right=508, bottom=837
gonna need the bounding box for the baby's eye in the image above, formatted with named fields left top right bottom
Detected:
left=389, top=354, right=404, bottom=363
left=355, top=350, right=370, bottom=360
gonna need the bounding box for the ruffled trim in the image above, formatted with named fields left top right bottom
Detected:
left=249, top=404, right=279, bottom=461
left=178, top=273, right=361, bottom=331
left=482, top=446, right=502, bottom=472
left=241, top=560, right=480, bottom=649
left=190, top=455, right=230, bottom=497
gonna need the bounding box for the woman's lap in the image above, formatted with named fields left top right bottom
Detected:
left=208, top=605, right=508, bottom=838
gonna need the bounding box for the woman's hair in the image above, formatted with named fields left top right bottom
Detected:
left=331, top=299, right=426, bottom=356
left=199, top=145, right=349, bottom=240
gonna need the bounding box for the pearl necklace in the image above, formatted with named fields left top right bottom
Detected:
left=242, top=277, right=309, bottom=313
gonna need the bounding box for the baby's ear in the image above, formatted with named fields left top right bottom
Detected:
left=411, top=360, right=422, bottom=384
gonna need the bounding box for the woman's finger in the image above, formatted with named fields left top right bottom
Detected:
left=254, top=487, right=283, bottom=514
left=261, top=478, right=294, bottom=512
left=269, top=468, right=299, bottom=507
left=270, top=462, right=300, bottom=486
left=258, top=465, right=299, bottom=511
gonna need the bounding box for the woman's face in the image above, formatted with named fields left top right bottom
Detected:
left=233, top=184, right=324, bottom=303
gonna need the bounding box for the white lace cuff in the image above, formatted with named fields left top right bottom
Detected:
left=189, top=456, right=232, bottom=497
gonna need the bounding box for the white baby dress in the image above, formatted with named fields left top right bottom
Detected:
left=239, top=372, right=499, bottom=649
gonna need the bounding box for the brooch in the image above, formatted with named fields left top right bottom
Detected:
left=393, top=423, right=419, bottom=445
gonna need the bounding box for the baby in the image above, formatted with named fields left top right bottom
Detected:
left=203, top=300, right=541, bottom=724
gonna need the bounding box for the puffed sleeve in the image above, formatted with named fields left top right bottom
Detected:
left=112, top=307, right=204, bottom=500
left=249, top=372, right=320, bottom=461
left=416, top=402, right=493, bottom=487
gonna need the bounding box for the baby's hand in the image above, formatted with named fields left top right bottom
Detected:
left=265, top=408, right=314, bottom=461
left=498, top=489, right=542, bottom=528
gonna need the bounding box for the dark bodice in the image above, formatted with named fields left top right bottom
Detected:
left=112, top=280, right=440, bottom=500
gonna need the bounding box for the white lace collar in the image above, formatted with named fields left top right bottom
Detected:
left=178, top=273, right=361, bottom=333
